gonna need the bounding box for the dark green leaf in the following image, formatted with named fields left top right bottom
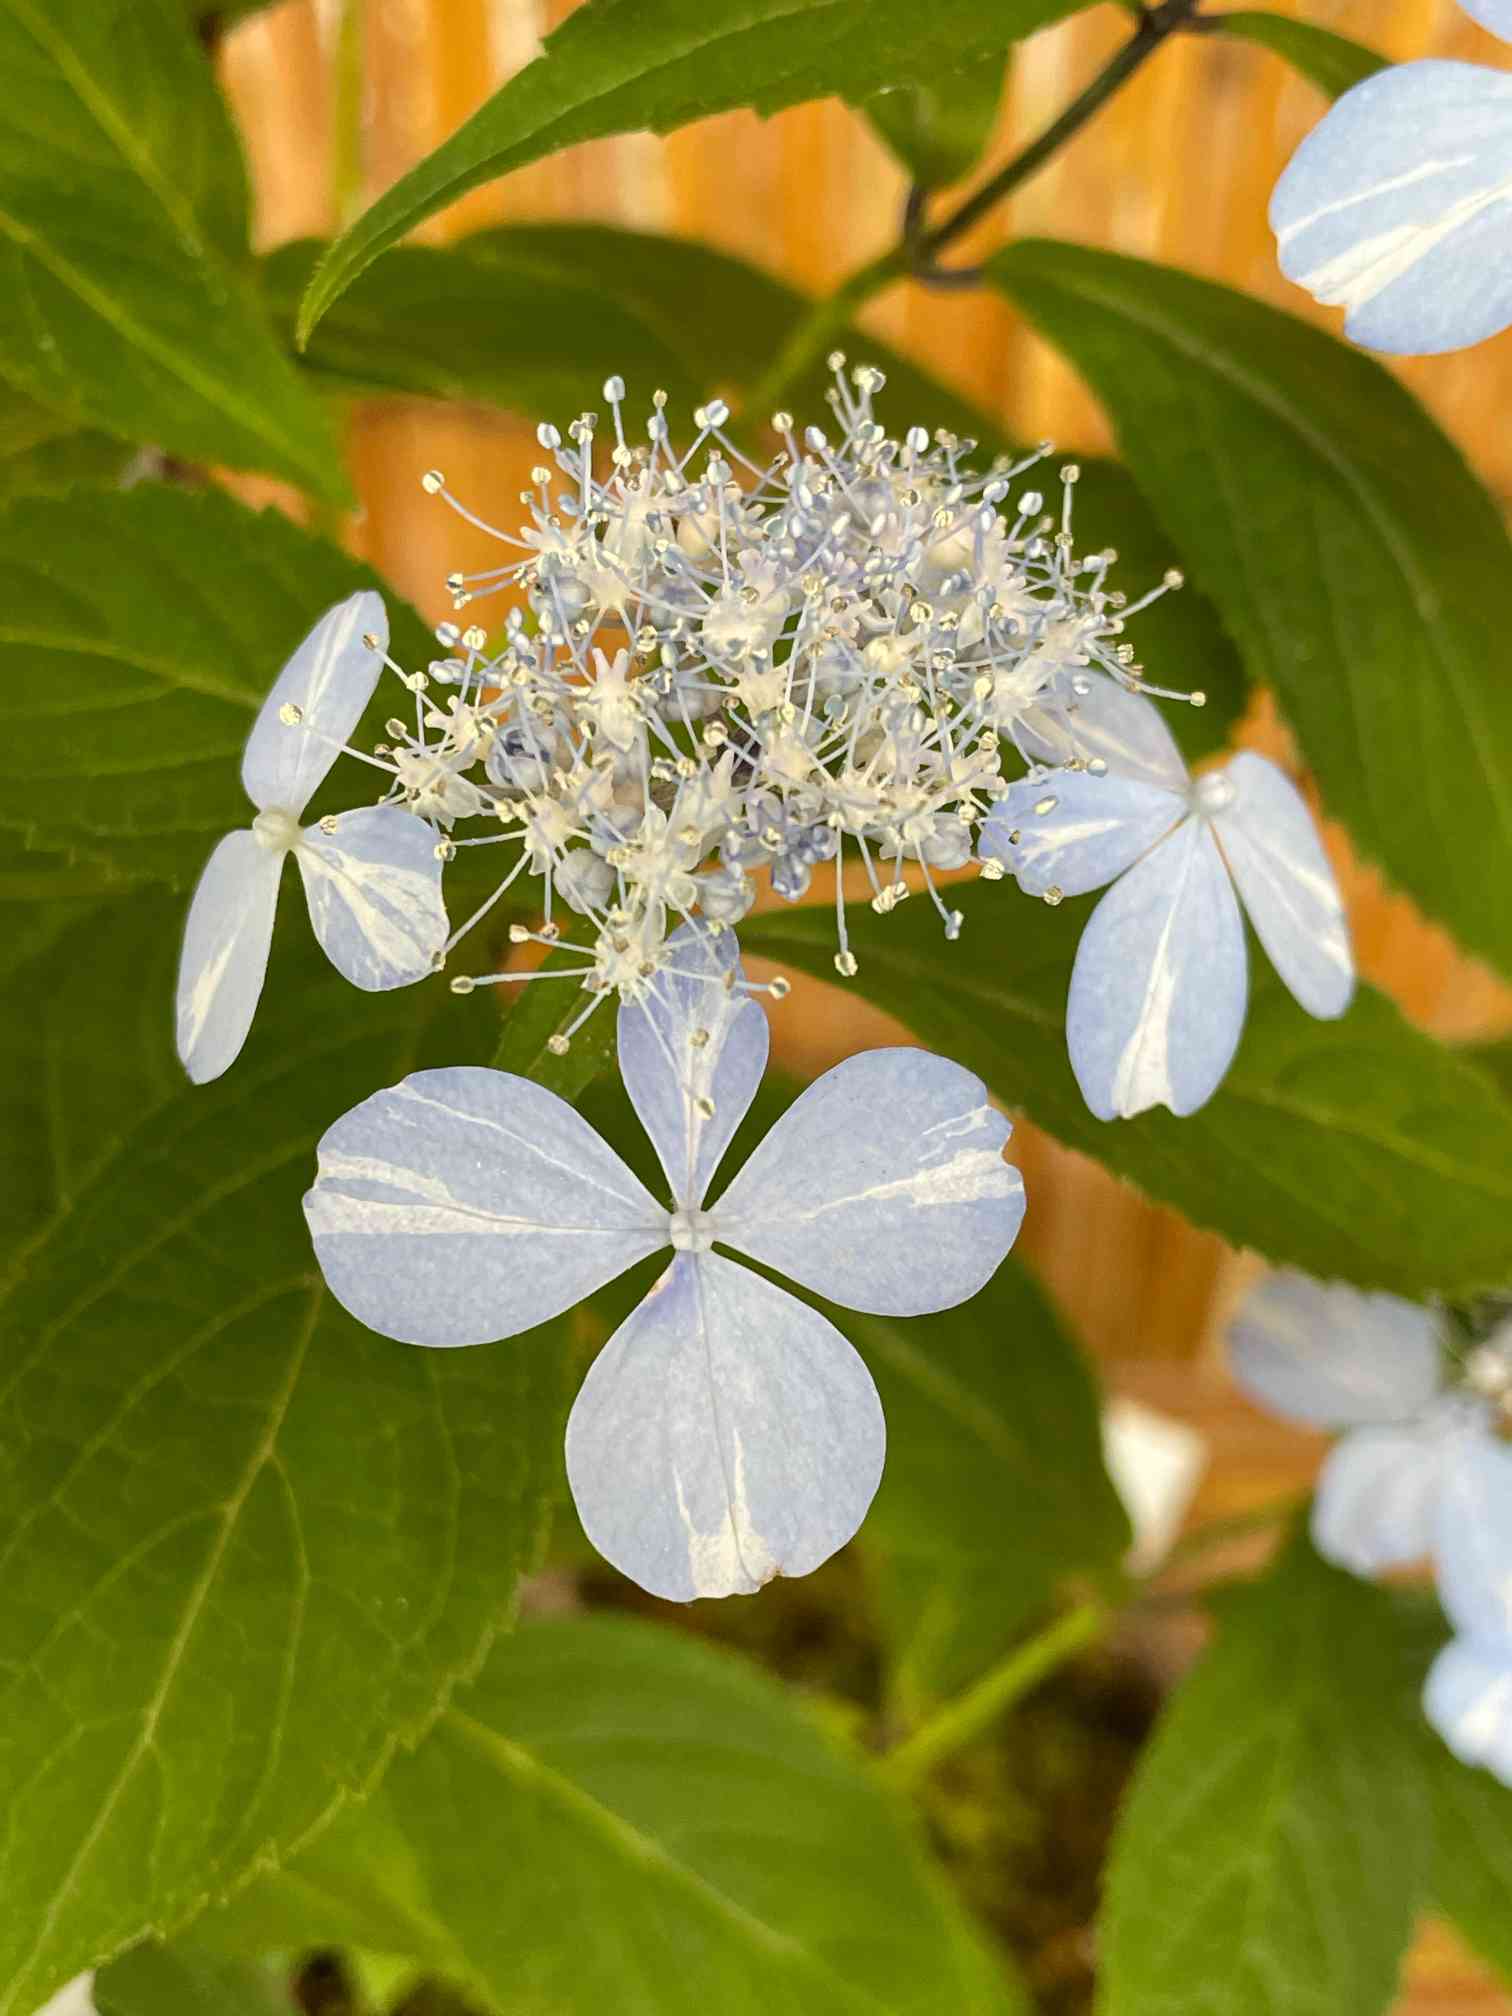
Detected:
left=0, top=383, right=130, bottom=500
left=0, top=485, right=434, bottom=891
left=488, top=944, right=619, bottom=1105
left=297, top=0, right=1095, bottom=341
left=743, top=886, right=1512, bottom=1297
left=1100, top=1532, right=1427, bottom=2016
left=990, top=240, right=1512, bottom=979
left=0, top=890, right=566, bottom=2015
left=1209, top=12, right=1388, bottom=97
left=863, top=51, right=1008, bottom=188
left=0, top=0, right=347, bottom=497
left=97, top=1944, right=292, bottom=2016
left=203, top=1616, right=1028, bottom=2012
left=856, top=1260, right=1128, bottom=1704
left=1427, top=1741, right=1512, bottom=1989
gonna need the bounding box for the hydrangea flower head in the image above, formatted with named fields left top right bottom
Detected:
left=175, top=594, right=449, bottom=1082
left=302, top=927, right=1026, bottom=1600
left=1230, top=1270, right=1512, bottom=1785
left=1271, top=0, right=1512, bottom=354
left=981, top=682, right=1353, bottom=1120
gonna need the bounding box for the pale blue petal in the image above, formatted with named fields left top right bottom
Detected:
left=1210, top=753, right=1354, bottom=1019
left=303, top=1066, right=665, bottom=1346
left=1434, top=1426, right=1512, bottom=1639
left=1067, top=819, right=1247, bottom=1120
left=712, top=1048, right=1024, bottom=1316
left=564, top=1251, right=884, bottom=1601
left=617, top=923, right=768, bottom=1209
left=242, top=592, right=388, bottom=815
left=1425, top=1637, right=1512, bottom=1784
left=1228, top=1271, right=1441, bottom=1428
left=981, top=770, right=1187, bottom=898
left=1271, top=61, right=1512, bottom=355
left=1064, top=678, right=1190, bottom=792
left=1459, top=0, right=1512, bottom=46
left=174, top=829, right=283, bottom=1084
left=1314, top=1416, right=1457, bottom=1573
left=296, top=804, right=448, bottom=991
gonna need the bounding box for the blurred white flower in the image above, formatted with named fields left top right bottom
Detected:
left=31, top=1976, right=97, bottom=2016
left=1271, top=0, right=1512, bottom=354
left=303, top=927, right=1025, bottom=1601
left=1230, top=1270, right=1512, bottom=1785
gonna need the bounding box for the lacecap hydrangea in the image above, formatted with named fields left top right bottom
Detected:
left=175, top=364, right=1353, bottom=1123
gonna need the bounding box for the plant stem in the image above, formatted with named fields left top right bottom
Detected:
left=879, top=1599, right=1109, bottom=1791
left=914, top=0, right=1202, bottom=267
left=742, top=0, right=1202, bottom=420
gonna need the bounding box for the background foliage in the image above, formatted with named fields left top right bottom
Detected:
left=3, top=2, right=1511, bottom=2013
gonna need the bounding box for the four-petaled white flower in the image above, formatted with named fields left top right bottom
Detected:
left=175, top=594, right=450, bottom=1084
left=1230, top=1269, right=1512, bottom=1786
left=1271, top=0, right=1512, bottom=354
left=981, top=681, right=1353, bottom=1120
left=302, top=929, right=1026, bottom=1601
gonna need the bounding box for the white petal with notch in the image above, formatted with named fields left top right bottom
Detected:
left=174, top=828, right=284, bottom=1084
left=1067, top=817, right=1247, bottom=1120
left=1271, top=60, right=1512, bottom=355
left=1210, top=753, right=1353, bottom=1019
left=296, top=804, right=448, bottom=991
left=1228, top=1272, right=1441, bottom=1429
left=712, top=1048, right=1023, bottom=1316
left=617, top=923, right=767, bottom=1207
left=304, top=1066, right=665, bottom=1345
left=1064, top=676, right=1191, bottom=791
left=242, top=590, right=388, bottom=815
left=981, top=770, right=1187, bottom=899
left=565, top=1251, right=885, bottom=1602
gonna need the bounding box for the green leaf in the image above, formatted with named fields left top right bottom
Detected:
left=855, top=1260, right=1128, bottom=1704
left=0, top=0, right=347, bottom=498
left=1099, top=1532, right=1427, bottom=2016
left=0, top=484, right=434, bottom=891
left=488, top=944, right=619, bottom=1105
left=96, top=1944, right=293, bottom=2016
left=297, top=0, right=1095, bottom=341
left=0, top=890, right=566, bottom=2014
left=1208, top=12, right=1388, bottom=97
left=203, top=1615, right=1028, bottom=2013
left=1426, top=1742, right=1512, bottom=1989
left=862, top=50, right=1008, bottom=188
left=743, top=886, right=1512, bottom=1297
left=990, top=239, right=1512, bottom=980
left=0, top=383, right=132, bottom=500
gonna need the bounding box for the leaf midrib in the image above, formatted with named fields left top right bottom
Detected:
left=444, top=1709, right=887, bottom=2014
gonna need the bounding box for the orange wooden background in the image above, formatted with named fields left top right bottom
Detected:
left=218, top=5, right=1512, bottom=2002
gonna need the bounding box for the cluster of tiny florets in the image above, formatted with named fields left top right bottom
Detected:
left=299, top=358, right=1194, bottom=1049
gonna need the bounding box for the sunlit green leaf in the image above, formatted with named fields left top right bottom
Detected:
left=1426, top=1740, right=1512, bottom=1991
left=96, top=1943, right=292, bottom=2016
left=297, top=0, right=1097, bottom=341
left=202, top=1616, right=1029, bottom=2013
left=1100, top=1533, right=1427, bottom=2016
left=0, top=891, right=565, bottom=2016
left=743, top=887, right=1512, bottom=1297
left=863, top=50, right=1008, bottom=188
left=1210, top=12, right=1388, bottom=97
left=0, top=0, right=347, bottom=497
left=991, top=240, right=1512, bottom=979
